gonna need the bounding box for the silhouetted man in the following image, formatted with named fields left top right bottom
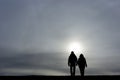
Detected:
left=68, top=51, right=77, bottom=76
left=77, top=54, right=87, bottom=77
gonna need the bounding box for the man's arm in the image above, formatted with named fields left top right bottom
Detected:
left=75, top=56, right=77, bottom=66
left=85, top=59, right=87, bottom=67
left=68, top=56, right=70, bottom=66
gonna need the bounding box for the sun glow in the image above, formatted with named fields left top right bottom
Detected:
left=68, top=42, right=84, bottom=54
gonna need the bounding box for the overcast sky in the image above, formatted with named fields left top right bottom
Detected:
left=0, top=0, right=120, bottom=75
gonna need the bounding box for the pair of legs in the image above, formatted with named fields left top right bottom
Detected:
left=79, top=66, right=85, bottom=77
left=70, top=66, right=76, bottom=76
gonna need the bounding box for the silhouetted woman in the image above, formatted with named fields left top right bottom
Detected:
left=77, top=54, right=87, bottom=77
left=68, top=51, right=77, bottom=76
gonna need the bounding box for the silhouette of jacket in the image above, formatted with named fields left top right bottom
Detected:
left=77, top=54, right=87, bottom=77
left=68, top=51, right=77, bottom=66
left=68, top=51, right=77, bottom=76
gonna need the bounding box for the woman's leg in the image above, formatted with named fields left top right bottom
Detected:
left=79, top=66, right=81, bottom=76
left=79, top=67, right=85, bottom=77
left=81, top=68, right=85, bottom=77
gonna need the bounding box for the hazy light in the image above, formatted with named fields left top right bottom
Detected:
left=68, top=42, right=84, bottom=55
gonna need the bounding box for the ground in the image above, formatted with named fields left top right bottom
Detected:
left=0, top=75, right=120, bottom=80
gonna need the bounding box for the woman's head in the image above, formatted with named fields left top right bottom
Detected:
left=80, top=53, right=84, bottom=58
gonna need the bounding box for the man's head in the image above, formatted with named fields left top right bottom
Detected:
left=71, top=51, right=74, bottom=54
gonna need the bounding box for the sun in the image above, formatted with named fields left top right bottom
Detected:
left=68, top=42, right=84, bottom=54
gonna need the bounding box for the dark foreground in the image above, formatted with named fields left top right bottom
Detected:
left=0, top=75, right=120, bottom=80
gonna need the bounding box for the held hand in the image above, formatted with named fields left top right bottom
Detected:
left=68, top=63, right=70, bottom=66
left=75, top=63, right=77, bottom=66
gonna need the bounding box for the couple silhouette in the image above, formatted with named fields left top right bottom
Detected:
left=68, top=51, right=87, bottom=76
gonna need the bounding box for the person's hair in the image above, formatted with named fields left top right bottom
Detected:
left=71, top=51, right=74, bottom=54
left=80, top=54, right=84, bottom=58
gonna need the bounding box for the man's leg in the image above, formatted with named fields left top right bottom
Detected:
left=73, top=66, right=76, bottom=76
left=70, top=66, right=72, bottom=76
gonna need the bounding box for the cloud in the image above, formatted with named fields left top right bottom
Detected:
left=0, top=0, right=120, bottom=75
